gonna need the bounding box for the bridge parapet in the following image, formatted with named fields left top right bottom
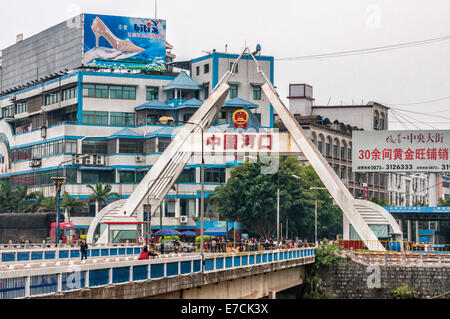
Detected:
left=0, top=247, right=316, bottom=299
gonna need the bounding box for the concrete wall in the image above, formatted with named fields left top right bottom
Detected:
left=330, top=259, right=449, bottom=298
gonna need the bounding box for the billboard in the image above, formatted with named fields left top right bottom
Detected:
left=352, top=130, right=450, bottom=172
left=83, top=14, right=166, bottom=71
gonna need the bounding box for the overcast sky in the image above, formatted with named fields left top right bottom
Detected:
left=1, top=0, right=449, bottom=130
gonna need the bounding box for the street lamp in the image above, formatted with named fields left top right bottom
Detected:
left=159, top=116, right=205, bottom=264
left=52, top=155, right=89, bottom=246
left=309, top=186, right=328, bottom=245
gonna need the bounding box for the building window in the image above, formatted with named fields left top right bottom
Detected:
left=147, top=114, right=159, bottom=124
left=62, top=87, right=77, bottom=101
left=2, top=105, right=14, bottom=118
left=144, top=138, right=157, bottom=154
left=205, top=168, right=225, bottom=183
left=341, top=147, right=346, bottom=159
left=204, top=85, right=209, bottom=99
left=110, top=112, right=135, bottom=126
left=15, top=102, right=28, bottom=114
left=196, top=66, right=200, bottom=76
left=374, top=116, right=379, bottom=130
left=253, top=87, right=261, bottom=100
left=82, top=140, right=107, bottom=154
left=146, top=87, right=159, bottom=101
left=177, top=168, right=196, bottom=183
left=119, top=139, right=143, bottom=154
left=317, top=141, right=323, bottom=153
left=65, top=140, right=78, bottom=154
left=230, top=62, right=238, bottom=73
left=348, top=149, right=352, bottom=160
left=45, top=92, right=60, bottom=106
left=183, top=113, right=193, bottom=122
left=82, top=170, right=114, bottom=184
left=110, top=86, right=136, bottom=100
left=230, top=85, right=238, bottom=99
left=164, top=199, right=176, bottom=218
left=326, top=143, right=331, bottom=156
left=120, top=171, right=136, bottom=183
left=333, top=145, right=339, bottom=158
left=83, top=84, right=109, bottom=98
left=180, top=198, right=196, bottom=218
left=158, top=137, right=172, bottom=153
left=83, top=111, right=108, bottom=125
left=204, top=64, right=210, bottom=74
left=254, top=113, right=262, bottom=123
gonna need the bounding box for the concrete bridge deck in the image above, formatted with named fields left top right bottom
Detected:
left=0, top=247, right=316, bottom=299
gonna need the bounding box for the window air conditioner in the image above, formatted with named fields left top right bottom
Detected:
left=84, top=155, right=94, bottom=165
left=95, top=154, right=105, bottom=166
left=73, top=154, right=84, bottom=165
left=29, top=158, right=42, bottom=167
left=179, top=216, right=188, bottom=224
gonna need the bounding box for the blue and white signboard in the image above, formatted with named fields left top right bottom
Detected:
left=83, top=14, right=166, bottom=71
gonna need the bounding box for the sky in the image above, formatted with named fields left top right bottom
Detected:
left=0, top=0, right=449, bottom=130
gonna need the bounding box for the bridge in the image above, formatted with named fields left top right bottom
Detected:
left=86, top=48, right=402, bottom=252
left=0, top=245, right=316, bottom=299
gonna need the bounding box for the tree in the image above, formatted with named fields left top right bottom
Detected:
left=87, top=182, right=120, bottom=215
left=0, top=182, right=15, bottom=213
left=438, top=197, right=450, bottom=243
left=210, top=157, right=342, bottom=241
left=61, top=191, right=86, bottom=221
left=13, top=185, right=40, bottom=213
left=38, top=196, right=57, bottom=212
left=369, top=197, right=389, bottom=207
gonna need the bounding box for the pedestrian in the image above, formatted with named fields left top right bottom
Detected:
left=174, top=239, right=180, bottom=253
left=160, top=236, right=165, bottom=254
left=211, top=237, right=217, bottom=253
left=80, top=240, right=88, bottom=261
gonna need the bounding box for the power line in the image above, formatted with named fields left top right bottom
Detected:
left=384, top=95, right=450, bottom=106
left=390, top=109, right=421, bottom=130
left=276, top=35, right=450, bottom=61
left=392, top=107, right=450, bottom=122
left=392, top=109, right=439, bottom=130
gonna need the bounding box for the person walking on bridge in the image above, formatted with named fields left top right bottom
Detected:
left=80, top=240, right=88, bottom=261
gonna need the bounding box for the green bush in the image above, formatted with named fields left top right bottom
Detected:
left=160, top=236, right=180, bottom=242
left=391, top=284, right=418, bottom=299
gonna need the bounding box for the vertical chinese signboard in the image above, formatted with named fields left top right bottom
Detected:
left=83, top=14, right=166, bottom=71
left=352, top=130, right=450, bottom=172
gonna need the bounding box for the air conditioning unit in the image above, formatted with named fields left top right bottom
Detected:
left=95, top=154, right=105, bottom=166
left=29, top=158, right=42, bottom=168
left=179, top=216, right=188, bottom=224
left=73, top=154, right=84, bottom=165
left=84, top=155, right=94, bottom=165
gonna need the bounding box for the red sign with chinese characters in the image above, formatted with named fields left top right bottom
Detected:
left=352, top=130, right=450, bottom=172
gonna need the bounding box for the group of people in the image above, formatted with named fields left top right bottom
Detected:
left=202, top=237, right=312, bottom=253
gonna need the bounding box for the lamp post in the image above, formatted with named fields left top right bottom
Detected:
left=159, top=117, right=205, bottom=263
left=52, top=155, right=89, bottom=246
left=309, top=186, right=327, bottom=245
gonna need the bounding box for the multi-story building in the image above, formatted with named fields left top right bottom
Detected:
left=0, top=14, right=274, bottom=234
left=282, top=83, right=390, bottom=200
left=387, top=173, right=428, bottom=206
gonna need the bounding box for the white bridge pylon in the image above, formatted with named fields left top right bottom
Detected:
left=87, top=49, right=401, bottom=251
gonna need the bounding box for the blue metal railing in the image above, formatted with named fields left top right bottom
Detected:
left=0, top=247, right=316, bottom=299
left=0, top=246, right=142, bottom=263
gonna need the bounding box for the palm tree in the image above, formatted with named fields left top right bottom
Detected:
left=87, top=182, right=120, bottom=215
left=0, top=182, right=15, bottom=213
left=61, top=191, right=86, bottom=221
left=38, top=196, right=57, bottom=212
left=13, top=185, right=39, bottom=213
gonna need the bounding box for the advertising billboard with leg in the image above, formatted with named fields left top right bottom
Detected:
left=83, top=14, right=167, bottom=71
